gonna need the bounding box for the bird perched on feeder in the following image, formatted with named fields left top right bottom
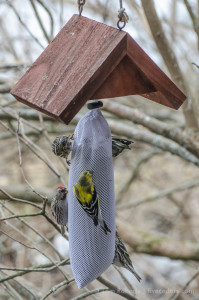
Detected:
left=112, top=137, right=133, bottom=157
left=113, top=231, right=141, bottom=282
left=52, top=135, right=73, bottom=165
left=73, top=170, right=111, bottom=235
left=52, top=134, right=133, bottom=162
left=51, top=186, right=68, bottom=235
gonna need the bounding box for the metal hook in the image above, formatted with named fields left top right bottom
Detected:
left=78, top=0, right=86, bottom=16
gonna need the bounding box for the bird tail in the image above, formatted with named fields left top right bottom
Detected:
left=102, top=220, right=111, bottom=235
left=127, top=264, right=142, bottom=282
left=61, top=225, right=65, bottom=236
left=98, top=208, right=111, bottom=234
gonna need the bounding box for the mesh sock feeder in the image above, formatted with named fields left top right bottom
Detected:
left=10, top=0, right=186, bottom=288
left=68, top=100, right=115, bottom=287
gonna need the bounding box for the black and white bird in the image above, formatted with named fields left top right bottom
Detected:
left=113, top=231, right=141, bottom=282
left=112, top=137, right=133, bottom=157
left=51, top=186, right=68, bottom=235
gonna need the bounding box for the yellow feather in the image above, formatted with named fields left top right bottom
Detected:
left=73, top=184, right=94, bottom=205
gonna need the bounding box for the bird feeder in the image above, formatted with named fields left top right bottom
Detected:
left=10, top=12, right=186, bottom=288
left=10, top=14, right=186, bottom=125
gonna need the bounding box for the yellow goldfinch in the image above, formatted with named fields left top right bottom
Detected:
left=73, top=170, right=111, bottom=234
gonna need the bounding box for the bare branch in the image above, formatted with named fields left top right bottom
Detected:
left=72, top=288, right=110, bottom=300
left=36, top=0, right=54, bottom=39
left=170, top=268, right=199, bottom=300
left=117, top=219, right=199, bottom=261
left=0, top=187, right=42, bottom=208
left=97, top=276, right=137, bottom=300
left=41, top=279, right=75, bottom=300
left=183, top=0, right=199, bottom=49
left=108, top=120, right=199, bottom=167
left=29, top=0, right=51, bottom=43
left=116, top=150, right=161, bottom=204
left=7, top=1, right=45, bottom=49
left=103, top=101, right=199, bottom=157
left=118, top=177, right=199, bottom=209
left=141, top=0, right=198, bottom=130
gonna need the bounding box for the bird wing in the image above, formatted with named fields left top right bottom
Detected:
left=51, top=201, right=64, bottom=225
left=116, top=233, right=132, bottom=265
left=112, top=137, right=133, bottom=147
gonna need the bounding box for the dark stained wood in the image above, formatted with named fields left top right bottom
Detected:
left=91, top=56, right=156, bottom=99
left=126, top=35, right=186, bottom=108
left=11, top=14, right=186, bottom=124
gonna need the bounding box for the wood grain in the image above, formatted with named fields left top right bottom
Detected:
left=10, top=14, right=186, bottom=124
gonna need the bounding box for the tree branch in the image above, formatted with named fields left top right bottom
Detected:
left=29, top=0, right=51, bottom=44
left=118, top=177, right=199, bottom=209
left=117, top=219, right=199, bottom=261
left=97, top=276, right=137, bottom=300
left=108, top=120, right=199, bottom=167
left=103, top=101, right=199, bottom=157
left=72, top=288, right=110, bottom=300
left=141, top=0, right=198, bottom=130
left=183, top=0, right=199, bottom=49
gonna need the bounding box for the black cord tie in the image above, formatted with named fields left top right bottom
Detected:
left=87, top=100, right=103, bottom=110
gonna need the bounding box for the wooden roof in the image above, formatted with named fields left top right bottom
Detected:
left=11, top=14, right=186, bottom=124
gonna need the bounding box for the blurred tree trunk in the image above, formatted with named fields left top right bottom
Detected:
left=141, top=0, right=199, bottom=131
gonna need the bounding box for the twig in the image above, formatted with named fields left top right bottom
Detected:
left=97, top=276, right=137, bottom=300
left=183, top=0, right=199, bottom=49
left=116, top=150, right=161, bottom=204
left=0, top=120, right=65, bottom=184
left=41, top=279, right=75, bottom=300
left=16, top=117, right=48, bottom=201
left=0, top=258, right=69, bottom=274
left=170, top=268, right=199, bottom=300
left=3, top=204, right=67, bottom=270
left=7, top=1, right=45, bottom=49
left=0, top=212, right=41, bottom=221
left=118, top=177, right=199, bottom=209
left=29, top=0, right=51, bottom=43
left=72, top=288, right=110, bottom=300
left=192, top=62, right=199, bottom=69
left=36, top=0, right=54, bottom=39
left=103, top=101, right=199, bottom=157
left=141, top=0, right=198, bottom=130
left=107, top=120, right=199, bottom=167
left=115, top=266, right=136, bottom=294
left=0, top=187, right=42, bottom=209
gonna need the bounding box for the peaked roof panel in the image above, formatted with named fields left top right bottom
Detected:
left=10, top=14, right=186, bottom=124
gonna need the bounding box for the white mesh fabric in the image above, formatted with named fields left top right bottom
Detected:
left=68, top=108, right=115, bottom=288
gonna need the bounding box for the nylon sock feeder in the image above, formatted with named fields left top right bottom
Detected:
left=68, top=101, right=115, bottom=288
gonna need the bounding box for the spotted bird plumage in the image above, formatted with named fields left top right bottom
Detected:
left=113, top=231, right=141, bottom=282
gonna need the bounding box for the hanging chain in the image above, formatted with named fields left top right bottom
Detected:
left=78, top=0, right=86, bottom=16
left=117, top=0, right=129, bottom=30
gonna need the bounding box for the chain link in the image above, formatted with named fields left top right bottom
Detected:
left=117, top=0, right=129, bottom=30
left=78, top=0, right=86, bottom=16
